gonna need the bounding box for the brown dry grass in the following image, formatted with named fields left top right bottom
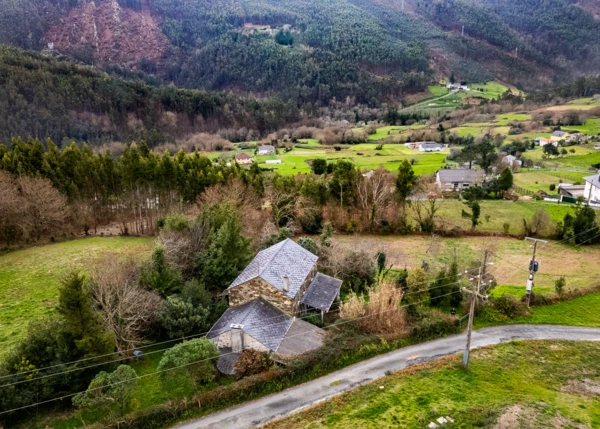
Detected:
left=331, top=235, right=600, bottom=292
left=339, top=281, right=406, bottom=335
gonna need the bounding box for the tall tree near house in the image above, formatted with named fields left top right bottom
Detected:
left=396, top=159, right=417, bottom=202
left=89, top=256, right=162, bottom=355
left=497, top=168, right=514, bottom=193
left=57, top=272, right=114, bottom=357
left=195, top=210, right=252, bottom=293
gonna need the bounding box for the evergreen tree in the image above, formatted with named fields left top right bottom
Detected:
left=498, top=168, right=514, bottom=192
left=57, top=272, right=114, bottom=356
left=396, top=159, right=417, bottom=202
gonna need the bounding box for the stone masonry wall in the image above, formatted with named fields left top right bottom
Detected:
left=229, top=278, right=294, bottom=314
left=228, top=264, right=318, bottom=316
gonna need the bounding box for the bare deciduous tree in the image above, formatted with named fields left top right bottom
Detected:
left=89, top=255, right=161, bottom=355
left=16, top=175, right=69, bottom=240
left=356, top=168, right=394, bottom=232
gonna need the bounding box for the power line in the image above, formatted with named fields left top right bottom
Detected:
left=0, top=289, right=466, bottom=416
left=0, top=270, right=482, bottom=389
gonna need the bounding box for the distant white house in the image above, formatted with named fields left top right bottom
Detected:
left=436, top=169, right=484, bottom=192
left=584, top=174, right=600, bottom=202
left=265, top=159, right=282, bottom=165
left=258, top=145, right=276, bottom=155
left=446, top=83, right=469, bottom=91
left=594, top=144, right=600, bottom=150
left=536, top=137, right=557, bottom=147
left=419, top=142, right=444, bottom=152
left=502, top=155, right=522, bottom=168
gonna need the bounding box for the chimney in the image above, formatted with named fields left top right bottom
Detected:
left=283, top=275, right=290, bottom=292
left=231, top=324, right=244, bottom=353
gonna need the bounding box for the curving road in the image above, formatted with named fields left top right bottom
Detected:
left=173, top=325, right=600, bottom=429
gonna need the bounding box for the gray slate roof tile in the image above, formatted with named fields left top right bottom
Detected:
left=207, top=297, right=293, bottom=351
left=300, top=273, right=342, bottom=312
left=227, top=239, right=318, bottom=299
left=437, top=169, right=483, bottom=183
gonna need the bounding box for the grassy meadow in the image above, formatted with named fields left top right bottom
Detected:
left=333, top=231, right=600, bottom=293
left=264, top=341, right=600, bottom=429
left=223, top=142, right=448, bottom=175
left=0, top=237, right=154, bottom=356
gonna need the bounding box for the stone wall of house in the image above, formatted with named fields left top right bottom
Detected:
left=229, top=278, right=295, bottom=314
left=228, top=264, right=318, bottom=316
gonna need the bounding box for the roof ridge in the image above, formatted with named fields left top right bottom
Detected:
left=258, top=239, right=290, bottom=277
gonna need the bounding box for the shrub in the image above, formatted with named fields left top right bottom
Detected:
left=157, top=296, right=209, bottom=339
left=297, top=236, right=319, bottom=255
left=503, top=222, right=510, bottom=234
left=298, top=208, right=323, bottom=234
left=234, top=349, right=273, bottom=378
left=411, top=309, right=459, bottom=340
left=555, top=276, right=566, bottom=295
left=492, top=295, right=527, bottom=318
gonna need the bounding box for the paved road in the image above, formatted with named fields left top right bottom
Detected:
left=173, top=325, right=600, bottom=429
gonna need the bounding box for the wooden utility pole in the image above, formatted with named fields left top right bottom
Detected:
left=525, top=238, right=547, bottom=307
left=462, top=251, right=489, bottom=369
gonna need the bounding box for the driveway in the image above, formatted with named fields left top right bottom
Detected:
left=173, top=325, right=600, bottom=429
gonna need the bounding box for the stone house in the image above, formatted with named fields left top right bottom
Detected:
left=207, top=239, right=342, bottom=373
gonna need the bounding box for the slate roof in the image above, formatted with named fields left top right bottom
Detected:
left=300, top=273, right=342, bottom=312
left=216, top=348, right=240, bottom=375
left=235, top=152, right=252, bottom=160
left=207, top=297, right=293, bottom=351
left=420, top=142, right=444, bottom=149
left=584, top=175, right=600, bottom=187
left=437, top=169, right=483, bottom=183
left=258, top=145, right=275, bottom=152
left=276, top=319, right=326, bottom=356
left=227, top=239, right=318, bottom=299
left=552, top=130, right=568, bottom=137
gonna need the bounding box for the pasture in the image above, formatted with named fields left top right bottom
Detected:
left=333, top=228, right=600, bottom=293
left=0, top=237, right=154, bottom=356
left=264, top=341, right=600, bottom=429
left=227, top=143, right=449, bottom=176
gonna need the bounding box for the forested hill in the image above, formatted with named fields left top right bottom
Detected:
left=1, top=0, right=599, bottom=107
left=0, top=46, right=300, bottom=145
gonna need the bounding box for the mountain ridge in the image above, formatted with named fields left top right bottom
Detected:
left=2, top=0, right=599, bottom=106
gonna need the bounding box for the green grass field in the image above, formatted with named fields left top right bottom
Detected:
left=513, top=170, right=588, bottom=193
left=265, top=341, right=600, bottom=429
left=0, top=237, right=154, bottom=356
left=245, top=144, right=448, bottom=175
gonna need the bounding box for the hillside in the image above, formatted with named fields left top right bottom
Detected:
left=1, top=0, right=599, bottom=107
left=0, top=45, right=300, bottom=144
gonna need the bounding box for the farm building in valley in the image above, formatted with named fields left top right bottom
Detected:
left=235, top=152, right=254, bottom=165
left=258, top=145, right=275, bottom=155
left=418, top=142, right=444, bottom=152
left=551, top=130, right=570, bottom=142
left=436, top=169, right=484, bottom=192
left=207, top=239, right=342, bottom=374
